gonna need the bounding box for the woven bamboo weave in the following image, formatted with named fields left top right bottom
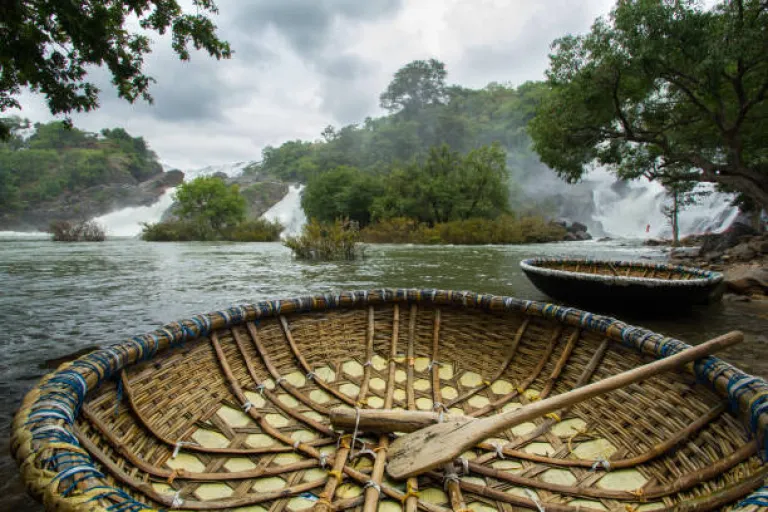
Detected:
left=11, top=289, right=768, bottom=512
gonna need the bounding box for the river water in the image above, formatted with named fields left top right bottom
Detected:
left=1, top=239, right=766, bottom=511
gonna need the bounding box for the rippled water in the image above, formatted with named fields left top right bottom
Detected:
left=2, top=239, right=767, bottom=511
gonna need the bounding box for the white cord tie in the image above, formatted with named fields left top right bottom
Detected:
left=172, top=441, right=198, bottom=459
left=275, top=376, right=286, bottom=386
left=242, top=401, right=254, bottom=412
left=443, top=473, right=460, bottom=490
left=427, top=360, right=442, bottom=371
left=255, top=384, right=266, bottom=395
left=492, top=442, right=505, bottom=459
left=458, top=456, right=469, bottom=474
left=171, top=491, right=184, bottom=508
left=525, top=488, right=545, bottom=512
left=349, top=407, right=362, bottom=460
left=319, top=453, right=328, bottom=468
left=433, top=402, right=446, bottom=423
left=306, top=371, right=316, bottom=381
left=293, top=440, right=301, bottom=450
left=355, top=447, right=377, bottom=459
left=364, top=480, right=382, bottom=498
left=363, top=360, right=373, bottom=367
left=590, top=457, right=611, bottom=472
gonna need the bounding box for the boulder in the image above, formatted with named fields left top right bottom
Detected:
left=568, top=221, right=589, bottom=233
left=748, top=236, right=768, bottom=254
left=699, top=222, right=757, bottom=256
left=728, top=242, right=758, bottom=262
left=724, top=265, right=768, bottom=295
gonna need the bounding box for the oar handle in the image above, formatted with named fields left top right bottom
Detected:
left=330, top=408, right=468, bottom=433
left=480, top=330, right=744, bottom=436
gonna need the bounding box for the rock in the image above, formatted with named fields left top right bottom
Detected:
left=563, top=233, right=579, bottom=242
left=699, top=223, right=758, bottom=256
left=748, top=236, right=768, bottom=254
left=728, top=243, right=757, bottom=262
left=569, top=221, right=588, bottom=233
left=724, top=265, right=768, bottom=295
left=644, top=238, right=668, bottom=246
left=597, top=237, right=613, bottom=242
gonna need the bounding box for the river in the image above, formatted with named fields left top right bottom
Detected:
left=1, top=239, right=766, bottom=511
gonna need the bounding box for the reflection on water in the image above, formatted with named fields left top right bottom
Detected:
left=1, top=239, right=766, bottom=511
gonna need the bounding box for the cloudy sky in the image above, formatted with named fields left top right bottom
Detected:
left=11, top=0, right=617, bottom=171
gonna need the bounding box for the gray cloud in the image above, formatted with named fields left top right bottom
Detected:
left=223, top=0, right=403, bottom=58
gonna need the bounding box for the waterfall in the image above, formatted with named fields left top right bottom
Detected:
left=93, top=188, right=177, bottom=237
left=261, top=185, right=307, bottom=238
left=587, top=169, right=738, bottom=239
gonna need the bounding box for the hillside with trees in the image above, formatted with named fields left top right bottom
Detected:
left=0, top=118, right=182, bottom=231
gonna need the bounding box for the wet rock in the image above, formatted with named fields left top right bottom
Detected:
left=724, top=265, right=768, bottom=295
left=644, top=238, right=668, bottom=246
left=569, top=221, right=589, bottom=233
left=597, top=237, right=613, bottom=242
left=699, top=223, right=758, bottom=256
left=748, top=236, right=768, bottom=254
left=728, top=243, right=757, bottom=262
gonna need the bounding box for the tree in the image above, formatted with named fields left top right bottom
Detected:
left=174, top=176, right=245, bottom=234
left=379, top=59, right=448, bottom=115
left=301, top=166, right=383, bottom=227
left=528, top=0, right=768, bottom=212
left=0, top=1, right=232, bottom=140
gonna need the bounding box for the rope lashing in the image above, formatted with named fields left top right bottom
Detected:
left=349, top=407, right=362, bottom=460
left=629, top=488, right=646, bottom=501
left=427, top=360, right=442, bottom=371
left=242, top=401, right=254, bottom=413
left=400, top=480, right=420, bottom=504
left=364, top=480, right=382, bottom=498
left=433, top=402, right=446, bottom=423
left=354, top=445, right=377, bottom=459
left=363, top=360, right=373, bottom=367
left=318, top=453, right=328, bottom=468
left=545, top=412, right=561, bottom=422
left=457, top=456, right=469, bottom=474
left=293, top=440, right=301, bottom=451
left=491, top=442, right=505, bottom=459
left=172, top=441, right=198, bottom=459
left=328, top=469, right=343, bottom=483
left=255, top=384, right=266, bottom=395
left=170, top=491, right=183, bottom=509
left=443, top=473, right=460, bottom=491
left=524, top=488, right=545, bottom=512
left=166, top=470, right=179, bottom=485
left=275, top=376, right=286, bottom=386
left=306, top=371, right=316, bottom=381
left=590, top=457, right=611, bottom=471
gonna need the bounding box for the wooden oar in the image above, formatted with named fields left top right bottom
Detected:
left=383, top=330, right=743, bottom=479
left=330, top=408, right=470, bottom=433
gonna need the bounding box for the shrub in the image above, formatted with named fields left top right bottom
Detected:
left=141, top=218, right=283, bottom=242
left=221, top=218, right=283, bottom=242
left=49, top=220, right=106, bottom=242
left=284, top=219, right=364, bottom=260
left=361, top=215, right=567, bottom=244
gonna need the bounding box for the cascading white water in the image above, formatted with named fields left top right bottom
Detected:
left=588, top=169, right=738, bottom=239
left=181, top=161, right=253, bottom=181
left=261, top=185, right=307, bottom=238
left=93, top=188, right=177, bottom=237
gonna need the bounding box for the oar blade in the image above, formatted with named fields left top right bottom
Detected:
left=386, top=419, right=479, bottom=479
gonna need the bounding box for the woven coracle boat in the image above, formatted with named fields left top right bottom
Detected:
left=12, top=289, right=768, bottom=512
left=520, top=258, right=724, bottom=309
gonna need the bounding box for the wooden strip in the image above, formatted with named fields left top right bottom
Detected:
left=405, top=304, right=419, bottom=512
left=430, top=309, right=466, bottom=512
left=75, top=424, right=322, bottom=480
left=355, top=306, right=376, bottom=405
left=361, top=304, right=400, bottom=512
left=231, top=328, right=335, bottom=436
left=541, top=328, right=581, bottom=398
left=469, top=325, right=563, bottom=417
left=468, top=440, right=758, bottom=500
left=118, top=371, right=319, bottom=455
left=246, top=322, right=335, bottom=414
left=279, top=316, right=358, bottom=406
left=445, top=317, right=530, bottom=408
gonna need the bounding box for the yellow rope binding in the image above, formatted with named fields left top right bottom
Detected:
left=328, top=469, right=343, bottom=483
left=400, top=480, right=419, bottom=504
left=545, top=412, right=561, bottom=422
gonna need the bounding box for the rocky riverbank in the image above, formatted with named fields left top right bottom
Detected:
left=665, top=224, right=768, bottom=301
left=0, top=170, right=184, bottom=232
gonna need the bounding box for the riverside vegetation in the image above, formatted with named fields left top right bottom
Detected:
left=140, top=176, right=282, bottom=242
